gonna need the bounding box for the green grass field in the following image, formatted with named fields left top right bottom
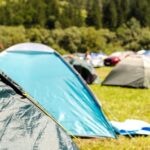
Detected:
left=75, top=67, right=150, bottom=150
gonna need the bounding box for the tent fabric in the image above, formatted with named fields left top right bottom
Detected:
left=64, top=56, right=99, bottom=84
left=6, top=42, right=54, bottom=53
left=0, top=76, right=79, bottom=150
left=102, top=55, right=150, bottom=88
left=111, top=119, right=150, bottom=136
left=143, top=50, right=150, bottom=56
left=0, top=43, right=116, bottom=138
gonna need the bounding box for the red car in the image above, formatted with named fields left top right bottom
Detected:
left=104, top=56, right=120, bottom=66
left=104, top=51, right=134, bottom=66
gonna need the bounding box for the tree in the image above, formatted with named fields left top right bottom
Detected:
left=117, top=18, right=141, bottom=51
left=103, top=0, right=118, bottom=29
left=130, top=0, right=150, bottom=26
left=115, top=0, right=130, bottom=27
left=45, top=0, right=60, bottom=29
left=86, top=0, right=103, bottom=28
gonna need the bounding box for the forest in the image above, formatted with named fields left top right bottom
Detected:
left=0, top=0, right=150, bottom=53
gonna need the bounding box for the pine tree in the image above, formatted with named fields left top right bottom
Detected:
left=130, top=0, right=150, bottom=26
left=45, top=0, right=59, bottom=29
left=86, top=0, right=103, bottom=28
left=115, top=0, right=130, bottom=27
left=103, top=0, right=118, bottom=29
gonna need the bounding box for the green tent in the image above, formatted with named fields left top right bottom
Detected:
left=0, top=75, right=79, bottom=150
left=102, top=55, right=150, bottom=88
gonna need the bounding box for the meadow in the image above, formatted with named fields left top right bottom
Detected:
left=75, top=67, right=150, bottom=150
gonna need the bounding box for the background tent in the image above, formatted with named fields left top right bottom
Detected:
left=143, top=50, right=150, bottom=56
left=0, top=43, right=116, bottom=138
left=0, top=75, right=78, bottom=150
left=63, top=55, right=99, bottom=84
left=90, top=52, right=107, bottom=67
left=102, top=55, right=150, bottom=88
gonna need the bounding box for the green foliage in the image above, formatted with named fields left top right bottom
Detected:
left=117, top=18, right=150, bottom=51
left=0, top=25, right=150, bottom=53
left=79, top=27, right=106, bottom=52
left=117, top=18, right=141, bottom=51
left=130, top=0, right=150, bottom=26
left=45, top=0, right=59, bottom=29
left=86, top=0, right=103, bottom=28
left=26, top=28, right=50, bottom=44
left=58, top=27, right=81, bottom=53
left=116, top=0, right=130, bottom=27
left=25, top=26, right=122, bottom=54
left=0, top=0, right=150, bottom=29
left=0, top=26, right=28, bottom=50
left=139, top=28, right=150, bottom=50
left=103, top=0, right=118, bottom=29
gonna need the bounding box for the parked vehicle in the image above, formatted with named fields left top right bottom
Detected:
left=104, top=51, right=134, bottom=66
left=104, top=52, right=121, bottom=66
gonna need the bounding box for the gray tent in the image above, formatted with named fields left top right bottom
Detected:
left=0, top=75, right=79, bottom=150
left=63, top=55, right=100, bottom=84
left=102, top=55, right=150, bottom=88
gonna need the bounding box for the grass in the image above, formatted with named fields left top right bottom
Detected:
left=75, top=67, right=150, bottom=150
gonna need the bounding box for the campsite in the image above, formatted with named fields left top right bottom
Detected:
left=0, top=43, right=150, bottom=150
left=76, top=67, right=150, bottom=149
left=0, top=0, right=150, bottom=149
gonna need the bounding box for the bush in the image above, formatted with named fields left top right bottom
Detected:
left=59, top=27, right=81, bottom=53
left=1, top=25, right=150, bottom=54
left=26, top=27, right=51, bottom=44
left=116, top=18, right=150, bottom=51
left=139, top=27, right=150, bottom=50
left=0, top=26, right=28, bottom=51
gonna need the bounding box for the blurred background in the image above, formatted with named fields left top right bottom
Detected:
left=0, top=0, right=150, bottom=55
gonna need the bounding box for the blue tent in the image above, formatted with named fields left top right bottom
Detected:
left=144, top=50, right=150, bottom=56
left=0, top=43, right=116, bottom=138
